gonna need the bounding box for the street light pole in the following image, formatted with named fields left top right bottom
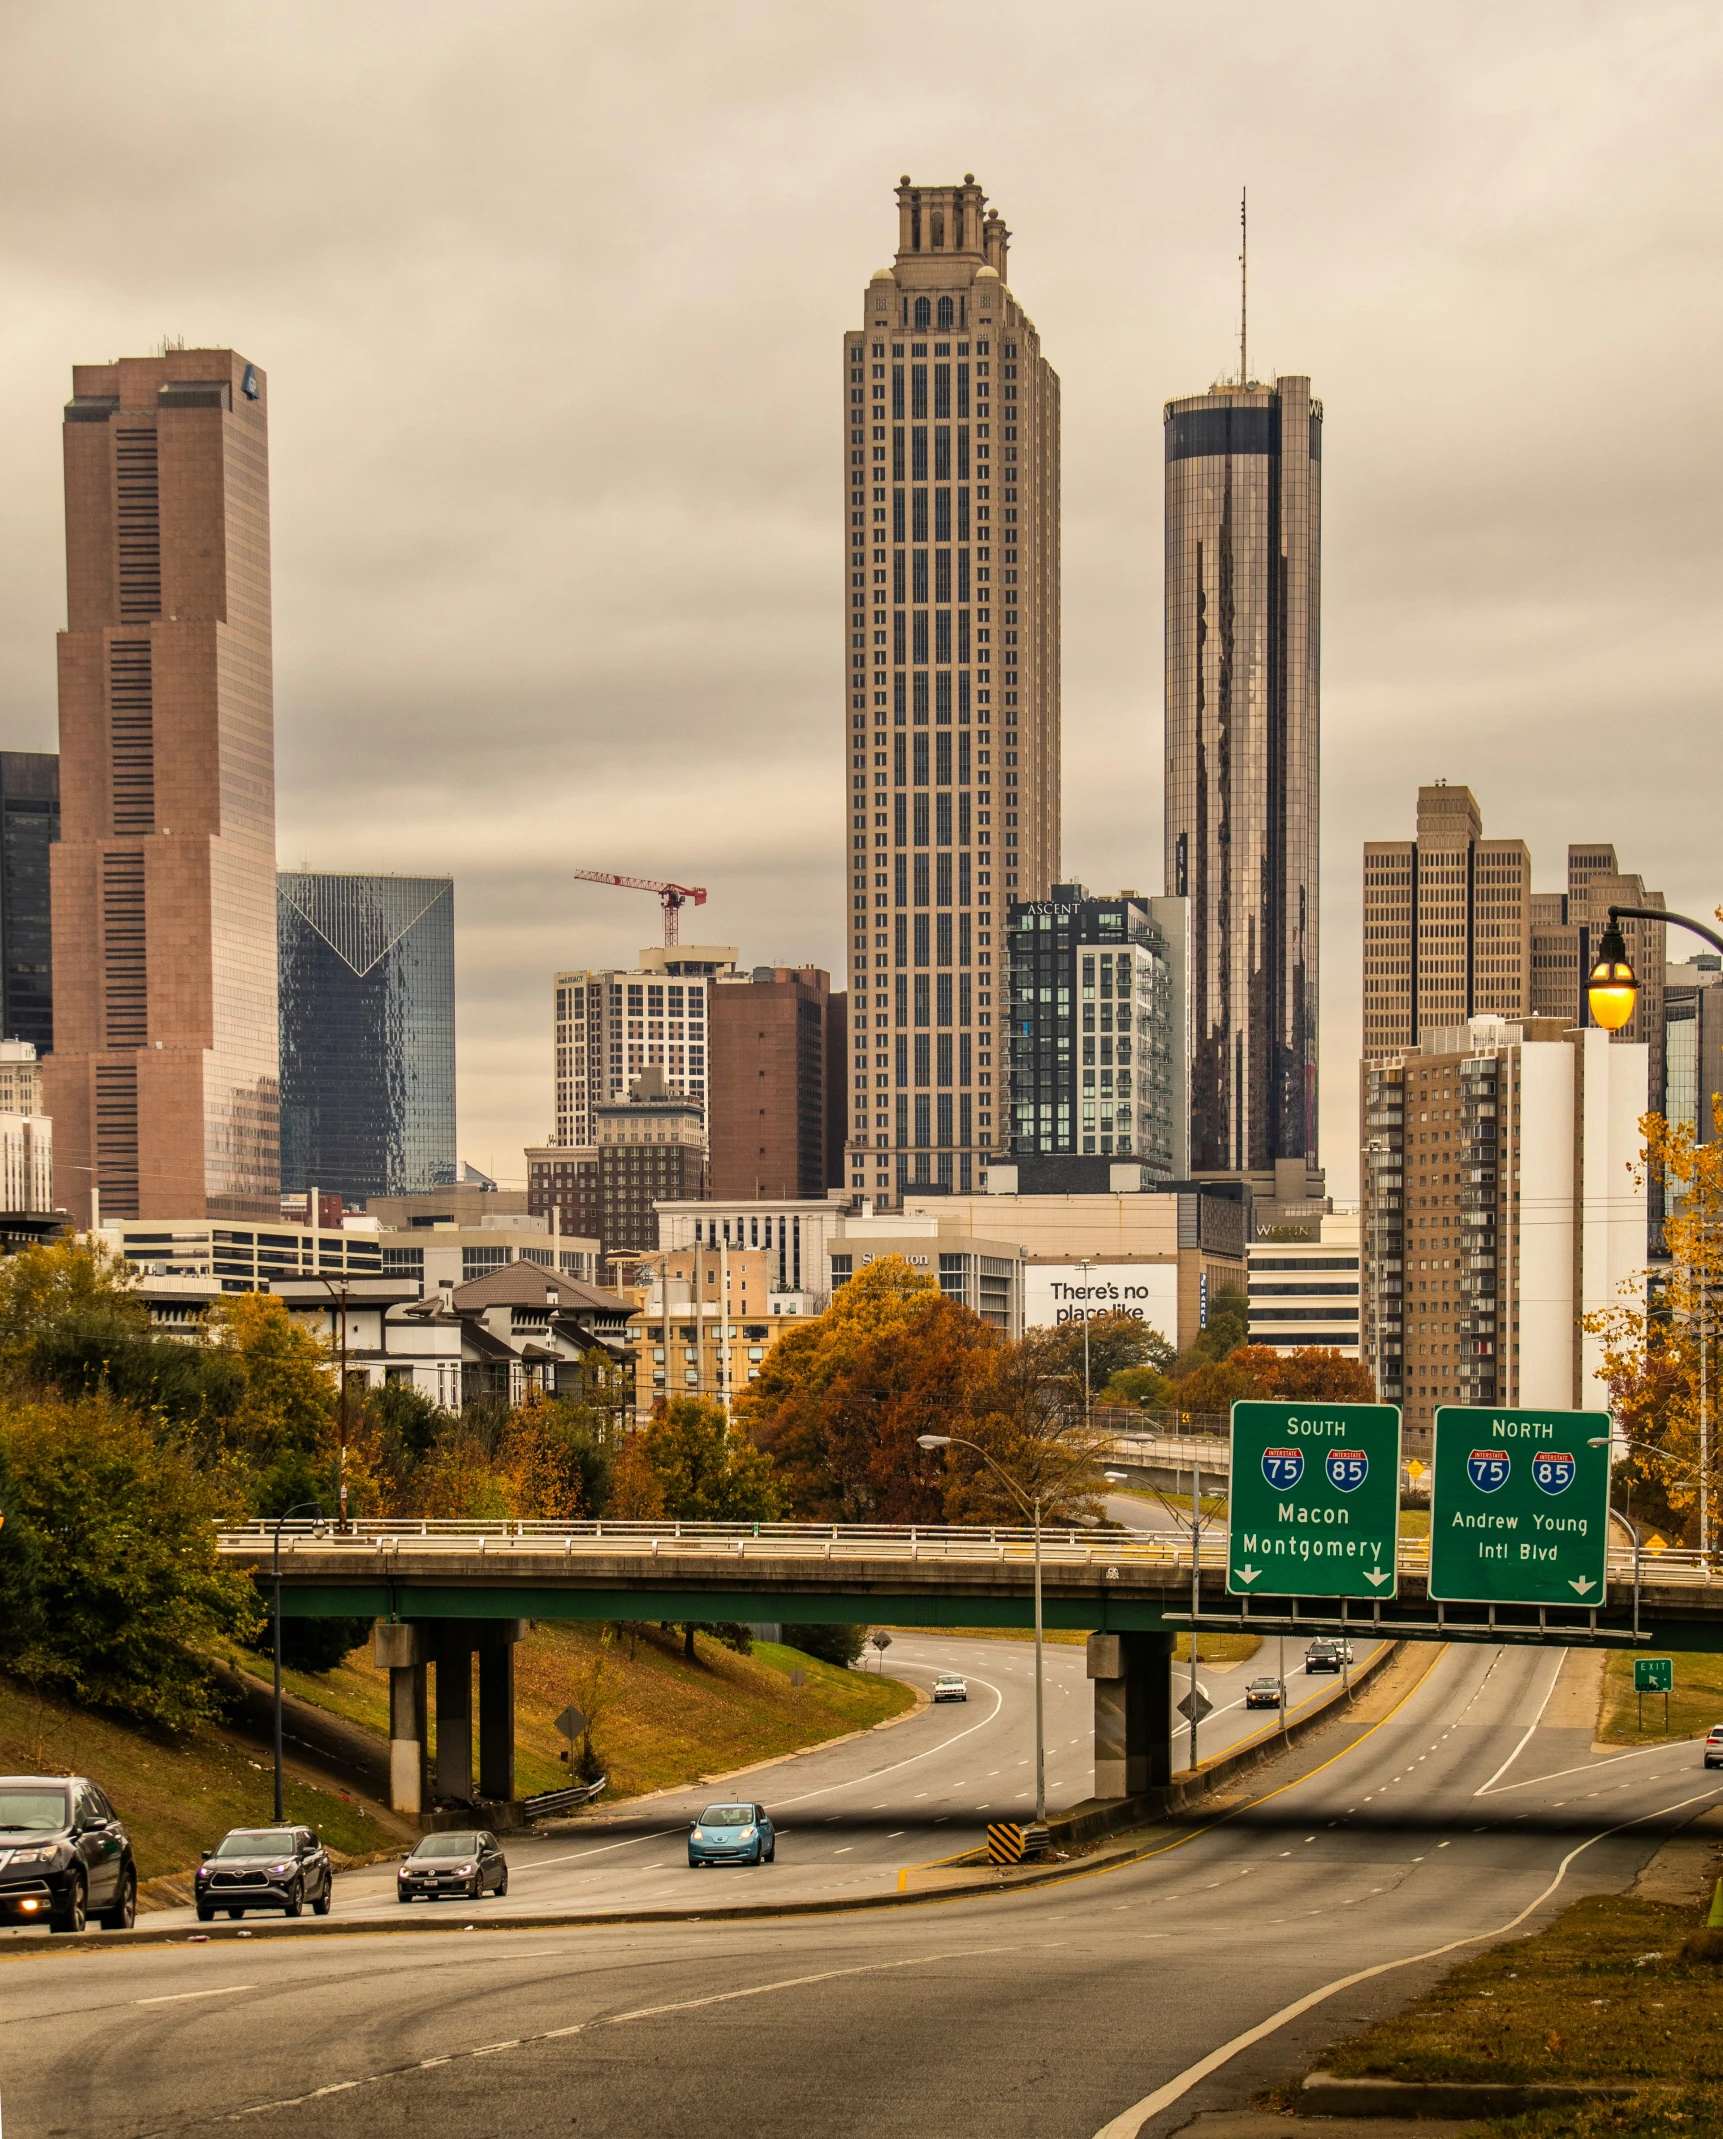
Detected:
left=313, top=1269, right=353, bottom=1532
left=918, top=1431, right=1050, bottom=1824
left=271, top=1500, right=328, bottom=1821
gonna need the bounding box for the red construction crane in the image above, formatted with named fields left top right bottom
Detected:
left=571, top=870, right=708, bottom=947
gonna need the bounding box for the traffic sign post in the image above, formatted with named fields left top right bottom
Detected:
left=1428, top=1407, right=1611, bottom=1606
left=1227, top=1401, right=1403, bottom=1600
left=1634, top=1656, right=1674, bottom=1735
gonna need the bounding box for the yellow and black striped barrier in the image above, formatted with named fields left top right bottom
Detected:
left=987, top=1821, right=1025, bottom=1865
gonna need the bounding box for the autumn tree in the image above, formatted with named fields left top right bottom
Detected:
left=937, top=1325, right=1112, bottom=1527
left=1586, top=1106, right=1723, bottom=1547
left=643, top=1397, right=783, bottom=1523
left=204, top=1293, right=339, bottom=1512
left=1031, top=1308, right=1175, bottom=1403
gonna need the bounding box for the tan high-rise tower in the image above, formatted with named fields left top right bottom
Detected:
left=841, top=176, right=1060, bottom=1203
left=46, top=349, right=279, bottom=1222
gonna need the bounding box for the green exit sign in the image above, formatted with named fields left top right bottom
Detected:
left=1634, top=1658, right=1674, bottom=1694
left=1228, top=1400, right=1402, bottom=1599
left=1428, top=1407, right=1611, bottom=1606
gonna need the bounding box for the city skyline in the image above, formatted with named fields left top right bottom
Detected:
left=1, top=6, right=1720, bottom=1197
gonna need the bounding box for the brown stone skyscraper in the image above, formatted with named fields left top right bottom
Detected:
left=46, top=349, right=279, bottom=1221
left=841, top=177, right=1060, bottom=1203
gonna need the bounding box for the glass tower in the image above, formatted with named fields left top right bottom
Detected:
left=1164, top=376, right=1320, bottom=1178
left=278, top=873, right=455, bottom=1201
left=0, top=753, right=58, bottom=1054
left=842, top=176, right=1061, bottom=1205
left=1006, top=885, right=1189, bottom=1180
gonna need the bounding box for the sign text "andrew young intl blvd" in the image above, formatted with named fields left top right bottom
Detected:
left=1428, top=1407, right=1611, bottom=1606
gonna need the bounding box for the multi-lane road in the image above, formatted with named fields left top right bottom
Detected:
left=5, top=1638, right=1715, bottom=2138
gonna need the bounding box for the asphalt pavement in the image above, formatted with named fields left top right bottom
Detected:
left=6, top=1639, right=1711, bottom=2139
left=79, top=1629, right=1379, bottom=1934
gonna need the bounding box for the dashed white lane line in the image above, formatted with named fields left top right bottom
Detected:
left=138, top=1985, right=255, bottom=2006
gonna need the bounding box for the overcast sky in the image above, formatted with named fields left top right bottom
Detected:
left=3, top=0, right=1720, bottom=1198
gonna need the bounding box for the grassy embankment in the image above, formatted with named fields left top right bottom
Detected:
left=1303, top=1890, right=1723, bottom=2136
left=216, top=1623, right=915, bottom=1803
left=1598, top=1647, right=1723, bottom=1747
left=4, top=1630, right=913, bottom=1888
left=0, top=1671, right=391, bottom=1883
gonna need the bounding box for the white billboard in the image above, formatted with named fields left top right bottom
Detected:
left=1024, top=1261, right=1179, bottom=1341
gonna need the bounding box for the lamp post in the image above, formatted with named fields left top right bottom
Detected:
left=919, top=1431, right=1049, bottom=1824
left=1076, top=1256, right=1094, bottom=1433
left=312, top=1269, right=354, bottom=1533
left=271, top=1501, right=330, bottom=1820
left=1586, top=905, right=1722, bottom=1568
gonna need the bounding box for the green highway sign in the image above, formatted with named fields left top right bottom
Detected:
left=1634, top=1658, right=1674, bottom=1694
left=1227, top=1400, right=1403, bottom=1599
left=1429, top=1407, right=1611, bottom=1605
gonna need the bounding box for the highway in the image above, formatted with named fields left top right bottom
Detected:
left=6, top=1640, right=1710, bottom=2139
left=95, top=1629, right=1376, bottom=1933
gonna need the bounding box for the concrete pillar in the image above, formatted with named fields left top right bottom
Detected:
left=1087, top=1631, right=1175, bottom=1800
left=477, top=1622, right=527, bottom=1804
left=374, top=1623, right=427, bottom=1817
left=434, top=1625, right=474, bottom=1804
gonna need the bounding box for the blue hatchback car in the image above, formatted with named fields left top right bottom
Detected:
left=688, top=1801, right=776, bottom=1867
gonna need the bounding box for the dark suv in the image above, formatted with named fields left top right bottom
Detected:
left=196, top=1827, right=333, bottom=1920
left=0, top=1776, right=137, bottom=1934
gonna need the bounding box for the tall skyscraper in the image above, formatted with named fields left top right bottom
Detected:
left=46, top=351, right=278, bottom=1222
left=278, top=873, right=456, bottom=1202
left=0, top=752, right=58, bottom=1054
left=1362, top=783, right=1532, bottom=1056
left=1530, top=844, right=1666, bottom=1107
left=1163, top=373, right=1320, bottom=1192
left=842, top=176, right=1061, bottom=1204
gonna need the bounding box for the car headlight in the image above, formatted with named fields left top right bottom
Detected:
left=691, top=1829, right=704, bottom=1840
left=269, top=1863, right=294, bottom=1876
left=456, top=1864, right=475, bottom=1876
left=738, top=1827, right=755, bottom=1841
left=6, top=1846, right=59, bottom=1868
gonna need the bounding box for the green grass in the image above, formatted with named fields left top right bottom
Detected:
left=224, top=1625, right=915, bottom=1805
left=1598, top=1649, right=1723, bottom=1747
left=0, top=1671, right=391, bottom=1883
left=1321, top=1892, right=1723, bottom=2098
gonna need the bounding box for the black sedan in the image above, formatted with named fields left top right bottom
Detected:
left=0, top=1776, right=136, bottom=1934
left=196, top=1827, right=333, bottom=1921
left=397, top=1831, right=509, bottom=1903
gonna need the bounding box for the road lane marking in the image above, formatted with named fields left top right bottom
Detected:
left=1472, top=1650, right=1568, bottom=1795
left=1091, top=1784, right=1723, bottom=2139
left=137, top=1986, right=255, bottom=2006
left=203, top=1948, right=994, bottom=2126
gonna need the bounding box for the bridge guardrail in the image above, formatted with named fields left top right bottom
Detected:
left=215, top=1519, right=1717, bottom=1584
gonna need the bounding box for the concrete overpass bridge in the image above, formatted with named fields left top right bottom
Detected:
left=222, top=1518, right=1723, bottom=1821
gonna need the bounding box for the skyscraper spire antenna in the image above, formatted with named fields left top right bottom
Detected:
left=1239, top=186, right=1248, bottom=385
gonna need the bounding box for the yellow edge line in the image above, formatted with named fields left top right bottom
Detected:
left=896, top=1642, right=1447, bottom=1904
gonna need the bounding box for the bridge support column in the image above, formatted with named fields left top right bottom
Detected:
left=434, top=1625, right=475, bottom=1804
left=374, top=1623, right=427, bottom=1817
left=1087, top=1631, right=1174, bottom=1799
left=478, top=1621, right=527, bottom=1804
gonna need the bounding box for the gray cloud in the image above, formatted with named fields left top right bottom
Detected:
left=2, top=0, right=1720, bottom=1193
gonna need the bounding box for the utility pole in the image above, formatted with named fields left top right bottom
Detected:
left=1189, top=1447, right=1202, bottom=1771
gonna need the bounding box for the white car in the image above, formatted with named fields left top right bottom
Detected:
left=932, top=1674, right=969, bottom=1703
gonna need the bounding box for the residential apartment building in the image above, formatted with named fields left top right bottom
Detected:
left=707, top=965, right=836, bottom=1200
left=843, top=175, right=1061, bottom=1203
left=1362, top=784, right=1532, bottom=1056
left=1248, top=1212, right=1360, bottom=1359
left=551, top=945, right=737, bottom=1150
left=278, top=873, right=456, bottom=1202
left=627, top=1245, right=815, bottom=1415
left=47, top=350, right=279, bottom=1222
left=1006, top=884, right=1190, bottom=1177
left=0, top=752, right=58, bottom=1053
left=1164, top=372, right=1321, bottom=1192
left=1359, top=1016, right=1647, bottom=1453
